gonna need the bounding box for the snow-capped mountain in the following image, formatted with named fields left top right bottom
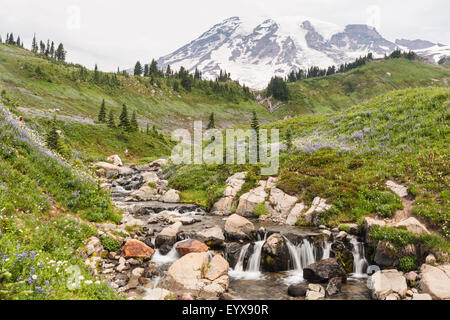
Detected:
left=157, top=16, right=449, bottom=89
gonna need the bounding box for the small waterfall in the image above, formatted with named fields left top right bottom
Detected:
left=284, top=237, right=333, bottom=284
left=247, top=237, right=266, bottom=273
left=321, top=242, right=332, bottom=260
left=350, top=236, right=368, bottom=278
left=229, top=235, right=267, bottom=280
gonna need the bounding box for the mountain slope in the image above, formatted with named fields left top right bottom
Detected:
left=158, top=16, right=450, bottom=89
left=0, top=43, right=275, bottom=132
left=276, top=58, right=450, bottom=115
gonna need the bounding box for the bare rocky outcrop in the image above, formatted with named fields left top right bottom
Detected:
left=302, top=197, right=332, bottom=225
left=394, top=217, right=429, bottom=235
left=211, top=172, right=246, bottom=215
left=235, top=186, right=268, bottom=217
left=285, top=203, right=306, bottom=226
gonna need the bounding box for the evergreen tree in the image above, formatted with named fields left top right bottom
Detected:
left=146, top=123, right=150, bottom=135
left=165, top=65, right=172, bottom=78
left=50, top=41, right=55, bottom=58
left=130, top=110, right=138, bottom=132
left=173, top=80, right=180, bottom=92
left=45, top=40, right=50, bottom=56
left=107, top=110, right=115, bottom=128
left=266, top=76, right=289, bottom=101
left=98, top=99, right=106, bottom=122
left=31, top=34, right=38, bottom=53
left=134, top=61, right=143, bottom=76
left=207, top=112, right=215, bottom=129
left=118, top=104, right=130, bottom=131
left=149, top=59, right=158, bottom=77
left=46, top=118, right=59, bottom=151
left=55, top=43, right=66, bottom=61
left=143, top=64, right=149, bottom=77
left=93, top=64, right=100, bottom=83
left=39, top=41, right=46, bottom=54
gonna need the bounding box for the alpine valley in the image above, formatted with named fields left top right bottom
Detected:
left=0, top=11, right=449, bottom=303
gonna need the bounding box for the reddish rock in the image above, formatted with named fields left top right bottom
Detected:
left=121, top=239, right=154, bottom=259
left=176, top=239, right=208, bottom=256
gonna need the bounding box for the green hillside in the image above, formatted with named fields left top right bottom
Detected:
left=274, top=58, right=450, bottom=116
left=267, top=87, right=449, bottom=237
left=0, top=43, right=276, bottom=131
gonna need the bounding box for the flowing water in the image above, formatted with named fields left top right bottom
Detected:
left=229, top=235, right=267, bottom=280
left=349, top=236, right=369, bottom=278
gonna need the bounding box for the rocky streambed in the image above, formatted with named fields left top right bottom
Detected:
left=83, top=157, right=449, bottom=301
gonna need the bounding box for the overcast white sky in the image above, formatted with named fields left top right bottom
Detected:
left=1, top=0, right=449, bottom=71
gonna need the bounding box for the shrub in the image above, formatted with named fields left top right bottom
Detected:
left=253, top=203, right=268, bottom=217
left=338, top=224, right=351, bottom=232
left=100, top=235, right=121, bottom=252
left=398, top=256, right=418, bottom=272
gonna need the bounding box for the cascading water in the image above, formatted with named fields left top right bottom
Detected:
left=321, top=242, right=332, bottom=260
left=284, top=238, right=317, bottom=284
left=350, top=236, right=368, bottom=278
left=229, top=235, right=267, bottom=280
left=151, top=239, right=191, bottom=265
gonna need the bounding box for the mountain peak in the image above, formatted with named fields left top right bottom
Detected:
left=157, top=16, right=448, bottom=89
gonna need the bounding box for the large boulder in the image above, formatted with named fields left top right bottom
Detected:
left=224, top=214, right=255, bottom=241
left=165, top=252, right=209, bottom=292
left=121, top=239, right=154, bottom=260
left=176, top=239, right=208, bottom=256
left=374, top=241, right=397, bottom=268
left=331, top=241, right=354, bottom=274
left=196, top=226, right=225, bottom=248
left=161, top=189, right=181, bottom=203
left=204, top=255, right=229, bottom=281
left=211, top=197, right=234, bottom=216
left=131, top=186, right=159, bottom=201
left=164, top=253, right=229, bottom=298
left=285, top=203, right=306, bottom=226
left=261, top=233, right=291, bottom=272
left=418, top=264, right=450, bottom=300
left=267, top=188, right=298, bottom=222
left=302, top=197, right=332, bottom=225
left=236, top=186, right=268, bottom=217
left=394, top=217, right=429, bottom=235
left=370, top=269, right=407, bottom=300
left=141, top=172, right=160, bottom=184
left=303, top=258, right=347, bottom=283
left=155, top=221, right=183, bottom=247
